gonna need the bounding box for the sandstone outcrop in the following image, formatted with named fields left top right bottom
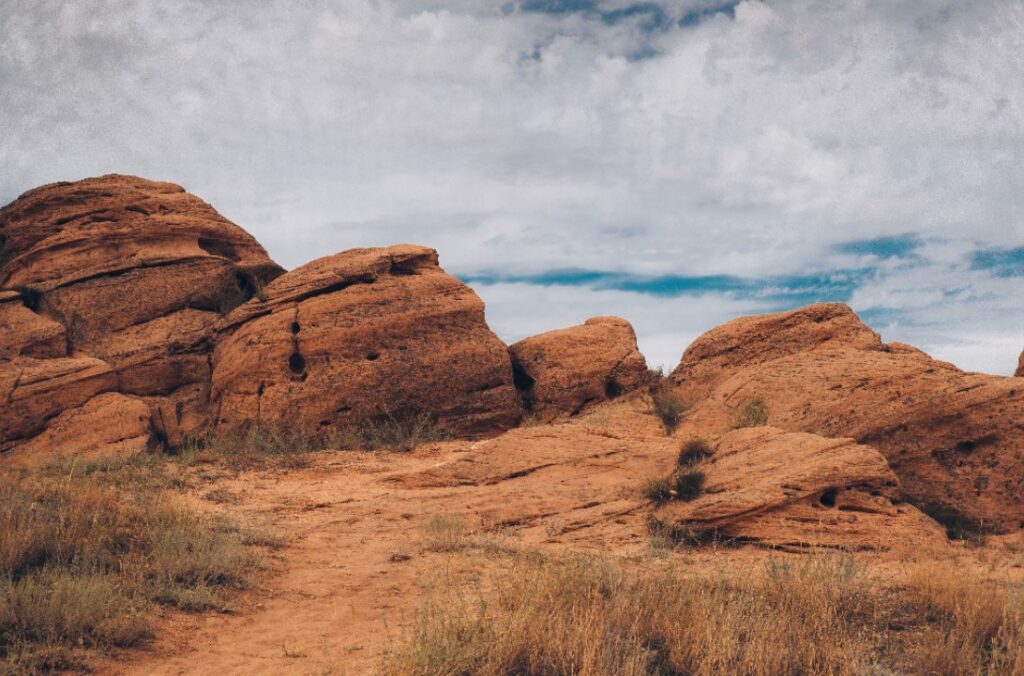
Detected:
left=653, top=427, right=945, bottom=551
left=3, top=392, right=151, bottom=467
left=1016, top=349, right=1023, bottom=377
left=0, top=290, right=65, bottom=359
left=0, top=174, right=286, bottom=450
left=509, top=316, right=648, bottom=421
left=670, top=303, right=883, bottom=404
left=0, top=356, right=118, bottom=451
left=673, top=303, right=1024, bottom=533
left=211, top=245, right=521, bottom=436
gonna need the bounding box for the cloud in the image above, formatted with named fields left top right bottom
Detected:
left=1, top=0, right=1021, bottom=373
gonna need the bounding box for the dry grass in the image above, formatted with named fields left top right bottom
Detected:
left=0, top=456, right=271, bottom=673
left=386, top=552, right=1024, bottom=676
left=651, top=390, right=686, bottom=434
left=423, top=515, right=468, bottom=553
left=333, top=412, right=452, bottom=452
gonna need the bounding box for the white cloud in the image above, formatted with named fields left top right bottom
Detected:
left=1, top=0, right=1021, bottom=373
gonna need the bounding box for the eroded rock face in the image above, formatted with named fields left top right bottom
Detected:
left=509, top=316, right=648, bottom=422
left=0, top=174, right=285, bottom=448
left=674, top=303, right=1024, bottom=533
left=212, top=245, right=522, bottom=436
left=670, top=302, right=883, bottom=404
left=654, top=427, right=945, bottom=551
left=3, top=392, right=151, bottom=467
left=0, top=290, right=65, bottom=359
left=1016, top=349, right=1023, bottom=377
left=0, top=356, right=118, bottom=451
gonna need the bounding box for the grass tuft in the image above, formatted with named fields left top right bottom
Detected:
left=677, top=438, right=713, bottom=467
left=422, top=515, right=468, bottom=553
left=674, top=470, right=705, bottom=501
left=735, top=397, right=769, bottom=428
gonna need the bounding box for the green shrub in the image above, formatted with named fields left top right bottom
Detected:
left=736, top=397, right=769, bottom=428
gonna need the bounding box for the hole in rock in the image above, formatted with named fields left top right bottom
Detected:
left=819, top=489, right=838, bottom=508
left=288, top=352, right=306, bottom=374
left=366, top=352, right=379, bottom=361
left=291, top=322, right=301, bottom=334
left=604, top=380, right=623, bottom=399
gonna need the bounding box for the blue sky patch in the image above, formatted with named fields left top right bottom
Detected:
left=679, top=1, right=740, bottom=28
left=970, top=245, right=1024, bottom=277
left=832, top=233, right=923, bottom=259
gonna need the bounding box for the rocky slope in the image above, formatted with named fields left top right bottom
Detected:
left=671, top=303, right=1024, bottom=533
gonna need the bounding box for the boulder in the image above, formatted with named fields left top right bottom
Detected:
left=0, top=174, right=285, bottom=445
left=670, top=303, right=883, bottom=404
left=0, top=290, right=65, bottom=359
left=653, top=427, right=945, bottom=551
left=0, top=356, right=118, bottom=451
left=211, top=245, right=521, bottom=436
left=2, top=392, right=152, bottom=467
left=509, top=316, right=648, bottom=421
left=674, top=303, right=1024, bottom=533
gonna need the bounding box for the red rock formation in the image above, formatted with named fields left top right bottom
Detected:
left=0, top=174, right=285, bottom=446
left=673, top=303, right=1024, bottom=533
left=0, top=290, right=65, bottom=359
left=3, top=392, right=151, bottom=467
left=509, top=316, right=648, bottom=422
left=212, top=245, right=521, bottom=436
left=1016, top=349, right=1023, bottom=377
left=670, top=303, right=883, bottom=404
left=654, top=427, right=945, bottom=551
left=0, top=356, right=118, bottom=451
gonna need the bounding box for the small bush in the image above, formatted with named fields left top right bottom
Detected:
left=674, top=470, right=705, bottom=501
left=422, top=515, right=467, bottom=553
left=652, top=390, right=686, bottom=433
left=678, top=438, right=713, bottom=467
left=642, top=477, right=674, bottom=505
left=736, top=397, right=769, bottom=428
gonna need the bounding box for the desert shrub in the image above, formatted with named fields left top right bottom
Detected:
left=735, top=397, right=769, bottom=428
left=674, top=470, right=705, bottom=501
left=678, top=438, right=713, bottom=467
left=642, top=477, right=674, bottom=505
left=422, top=515, right=468, bottom=553
left=651, top=390, right=686, bottom=433
left=333, top=412, right=452, bottom=452
left=168, top=424, right=329, bottom=470
left=0, top=462, right=264, bottom=671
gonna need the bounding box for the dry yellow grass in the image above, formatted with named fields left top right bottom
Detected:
left=386, top=552, right=1024, bottom=676
left=0, top=455, right=270, bottom=673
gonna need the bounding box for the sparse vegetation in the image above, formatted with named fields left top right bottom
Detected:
left=642, top=477, right=674, bottom=505
left=333, top=412, right=452, bottom=452
left=677, top=438, right=713, bottom=467
left=422, top=515, right=468, bottom=553
left=0, top=458, right=270, bottom=673
left=387, top=551, right=1024, bottom=676
left=736, top=396, right=769, bottom=428
left=645, top=368, right=687, bottom=434
left=906, top=498, right=990, bottom=546
left=674, top=470, right=705, bottom=501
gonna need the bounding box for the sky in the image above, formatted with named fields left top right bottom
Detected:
left=2, top=0, right=1022, bottom=374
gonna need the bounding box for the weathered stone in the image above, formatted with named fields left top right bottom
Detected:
left=212, top=245, right=521, bottom=436
left=509, top=316, right=648, bottom=421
